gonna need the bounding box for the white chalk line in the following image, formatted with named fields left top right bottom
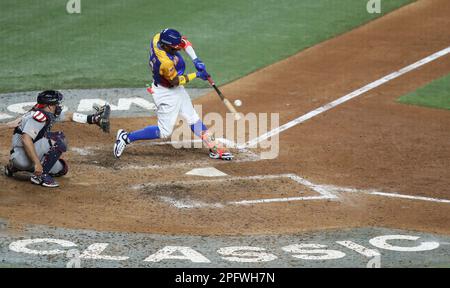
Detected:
left=318, top=185, right=450, bottom=204
left=159, top=196, right=225, bottom=209
left=0, top=113, right=13, bottom=120
left=135, top=174, right=450, bottom=209
left=70, top=147, right=94, bottom=156
left=135, top=174, right=337, bottom=209
left=367, top=192, right=450, bottom=204
left=244, top=46, right=450, bottom=148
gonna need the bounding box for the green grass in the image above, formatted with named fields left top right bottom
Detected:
left=398, top=74, right=450, bottom=110
left=0, top=0, right=413, bottom=93
left=431, top=263, right=450, bottom=268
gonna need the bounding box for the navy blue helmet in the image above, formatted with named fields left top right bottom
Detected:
left=37, top=90, right=63, bottom=105
left=159, top=28, right=182, bottom=48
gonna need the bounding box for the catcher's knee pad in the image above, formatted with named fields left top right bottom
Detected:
left=42, top=146, right=63, bottom=175
left=51, top=159, right=69, bottom=177
left=47, top=131, right=67, bottom=152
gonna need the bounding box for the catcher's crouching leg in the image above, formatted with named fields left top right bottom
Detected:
left=42, top=132, right=68, bottom=180
left=31, top=132, right=67, bottom=188
left=50, top=159, right=69, bottom=177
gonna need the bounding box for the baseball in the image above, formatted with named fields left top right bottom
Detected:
left=234, top=99, right=242, bottom=107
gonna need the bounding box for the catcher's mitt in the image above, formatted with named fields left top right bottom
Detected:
left=92, top=104, right=111, bottom=133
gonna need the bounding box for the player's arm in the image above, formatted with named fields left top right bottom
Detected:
left=71, top=104, right=111, bottom=133
left=0, top=117, right=22, bottom=130
left=167, top=72, right=199, bottom=87
left=179, top=36, right=206, bottom=72
left=161, top=61, right=199, bottom=87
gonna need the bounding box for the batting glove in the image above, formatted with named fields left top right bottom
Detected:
left=193, top=58, right=206, bottom=72
left=196, top=70, right=210, bottom=81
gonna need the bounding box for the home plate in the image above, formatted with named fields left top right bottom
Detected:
left=185, top=167, right=228, bottom=177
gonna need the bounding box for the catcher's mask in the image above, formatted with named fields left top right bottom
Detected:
left=37, top=90, right=64, bottom=117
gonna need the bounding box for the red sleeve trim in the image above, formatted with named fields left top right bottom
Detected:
left=180, top=36, right=192, bottom=49
left=33, top=111, right=47, bottom=122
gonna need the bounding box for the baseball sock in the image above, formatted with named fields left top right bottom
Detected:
left=191, top=120, right=221, bottom=150
left=128, top=126, right=161, bottom=142
left=190, top=120, right=208, bottom=138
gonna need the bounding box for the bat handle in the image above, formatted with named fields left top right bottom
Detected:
left=207, top=76, right=215, bottom=86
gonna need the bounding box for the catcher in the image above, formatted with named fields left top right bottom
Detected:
left=3, top=90, right=110, bottom=188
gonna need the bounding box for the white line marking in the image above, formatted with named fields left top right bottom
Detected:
left=336, top=241, right=380, bottom=258
left=135, top=174, right=450, bottom=209
left=70, top=147, right=93, bottom=156
left=135, top=174, right=337, bottom=208
left=244, top=47, right=450, bottom=148
left=159, top=196, right=224, bottom=209
left=0, top=113, right=13, bottom=120
left=319, top=184, right=450, bottom=204
left=367, top=191, right=450, bottom=204
left=228, top=195, right=331, bottom=205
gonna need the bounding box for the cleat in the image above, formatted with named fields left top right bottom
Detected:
left=31, top=174, right=59, bottom=188
left=209, top=149, right=233, bottom=161
left=30, top=175, right=42, bottom=185
left=114, top=129, right=130, bottom=158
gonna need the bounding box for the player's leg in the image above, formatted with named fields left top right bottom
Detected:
left=178, top=87, right=233, bottom=161
left=4, top=159, right=18, bottom=177
left=7, top=148, right=34, bottom=176
left=114, top=84, right=182, bottom=158
left=7, top=134, right=67, bottom=187
left=30, top=132, right=67, bottom=188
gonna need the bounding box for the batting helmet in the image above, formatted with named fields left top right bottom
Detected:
left=37, top=90, right=63, bottom=105
left=159, top=28, right=182, bottom=48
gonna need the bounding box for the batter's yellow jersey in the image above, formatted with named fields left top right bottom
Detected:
left=149, top=33, right=186, bottom=87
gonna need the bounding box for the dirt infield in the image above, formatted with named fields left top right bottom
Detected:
left=1, top=0, right=449, bottom=239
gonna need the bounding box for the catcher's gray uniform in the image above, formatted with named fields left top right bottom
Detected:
left=10, top=110, right=65, bottom=174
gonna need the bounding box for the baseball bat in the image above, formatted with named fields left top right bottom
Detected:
left=207, top=76, right=241, bottom=121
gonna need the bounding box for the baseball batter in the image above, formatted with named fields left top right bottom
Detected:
left=4, top=90, right=110, bottom=188
left=114, top=28, right=233, bottom=160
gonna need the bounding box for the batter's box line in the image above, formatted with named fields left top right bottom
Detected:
left=133, top=174, right=450, bottom=209
left=132, top=174, right=339, bottom=209
left=320, top=185, right=450, bottom=204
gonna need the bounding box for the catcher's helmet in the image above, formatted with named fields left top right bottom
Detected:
left=159, top=28, right=182, bottom=48
left=37, top=90, right=63, bottom=105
